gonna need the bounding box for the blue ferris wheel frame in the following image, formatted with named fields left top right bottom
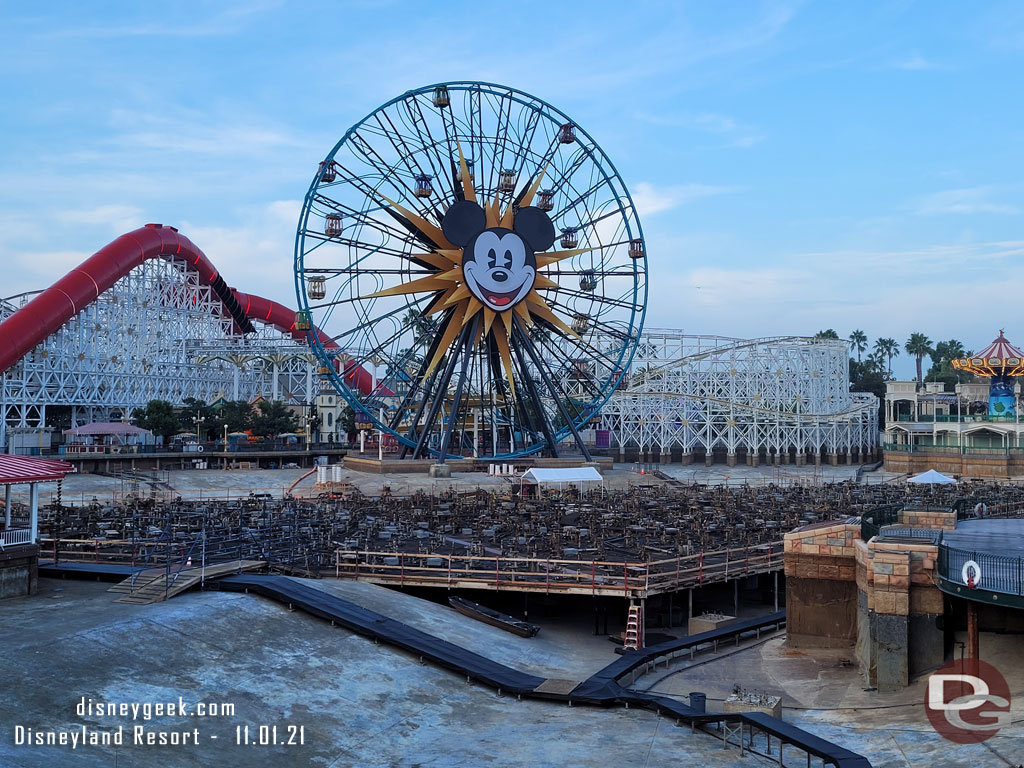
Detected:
left=294, top=81, right=648, bottom=459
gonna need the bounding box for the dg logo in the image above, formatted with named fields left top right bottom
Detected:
left=925, top=658, right=1011, bottom=744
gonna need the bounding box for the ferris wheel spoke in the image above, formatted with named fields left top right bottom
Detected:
left=509, top=323, right=560, bottom=456
left=347, top=131, right=425, bottom=214
left=298, top=82, right=646, bottom=459
left=516, top=320, right=593, bottom=458
left=530, top=332, right=606, bottom=401
left=321, top=295, right=428, bottom=347
left=538, top=282, right=641, bottom=313
left=374, top=110, right=444, bottom=206
left=411, top=320, right=473, bottom=458
left=544, top=296, right=633, bottom=343
left=401, top=98, right=454, bottom=202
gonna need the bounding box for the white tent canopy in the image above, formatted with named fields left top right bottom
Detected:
left=907, top=469, right=957, bottom=485
left=520, top=466, right=603, bottom=488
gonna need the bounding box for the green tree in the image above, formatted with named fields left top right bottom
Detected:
left=341, top=405, right=356, bottom=440
left=905, top=333, right=934, bottom=388
left=849, top=359, right=887, bottom=427
left=251, top=400, right=299, bottom=438
left=213, top=400, right=255, bottom=435
left=402, top=308, right=438, bottom=343
left=180, top=397, right=216, bottom=439
left=815, top=329, right=840, bottom=340
left=134, top=400, right=182, bottom=441
left=848, top=329, right=867, bottom=362
left=926, top=339, right=968, bottom=390
left=873, top=337, right=899, bottom=379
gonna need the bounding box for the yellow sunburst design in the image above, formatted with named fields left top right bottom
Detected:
left=365, top=144, right=592, bottom=397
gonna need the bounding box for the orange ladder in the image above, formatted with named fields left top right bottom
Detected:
left=624, top=602, right=644, bottom=650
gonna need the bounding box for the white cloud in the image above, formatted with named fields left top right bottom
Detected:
left=689, top=112, right=764, bottom=149
left=57, top=204, right=145, bottom=234
left=631, top=182, right=736, bottom=216
left=639, top=238, right=1024, bottom=371
left=180, top=200, right=303, bottom=304
left=915, top=187, right=1018, bottom=215
left=41, top=1, right=282, bottom=39
left=892, top=52, right=941, bottom=71
left=108, top=109, right=309, bottom=156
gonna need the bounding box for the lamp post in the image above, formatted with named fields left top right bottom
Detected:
left=193, top=413, right=205, bottom=444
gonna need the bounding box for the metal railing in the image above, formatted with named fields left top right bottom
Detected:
left=14, top=441, right=351, bottom=457
left=882, top=442, right=1023, bottom=456
left=896, top=414, right=1019, bottom=423
left=860, top=504, right=902, bottom=541
left=0, top=528, right=32, bottom=547
left=938, top=545, right=1024, bottom=599
left=332, top=542, right=784, bottom=597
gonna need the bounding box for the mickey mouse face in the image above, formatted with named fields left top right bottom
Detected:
left=442, top=200, right=556, bottom=313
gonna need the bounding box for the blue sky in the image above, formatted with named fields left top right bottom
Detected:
left=2, top=1, right=1023, bottom=378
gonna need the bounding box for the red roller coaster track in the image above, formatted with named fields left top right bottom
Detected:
left=0, top=223, right=375, bottom=395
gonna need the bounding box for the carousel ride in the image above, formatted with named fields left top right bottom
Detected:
left=952, top=330, right=1024, bottom=418
left=294, top=82, right=647, bottom=461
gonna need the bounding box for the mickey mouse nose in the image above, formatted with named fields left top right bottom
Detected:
left=491, top=270, right=509, bottom=282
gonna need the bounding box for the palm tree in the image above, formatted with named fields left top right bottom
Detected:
left=905, top=333, right=934, bottom=388
left=848, top=329, right=867, bottom=362
left=874, top=337, right=899, bottom=379
left=402, top=308, right=437, bottom=341
left=815, top=329, right=840, bottom=340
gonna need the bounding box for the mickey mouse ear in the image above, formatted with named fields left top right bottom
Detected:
left=513, top=206, right=556, bottom=252
left=442, top=200, right=487, bottom=247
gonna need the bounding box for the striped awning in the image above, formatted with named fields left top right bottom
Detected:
left=0, top=454, right=76, bottom=485
left=953, top=331, right=1024, bottom=377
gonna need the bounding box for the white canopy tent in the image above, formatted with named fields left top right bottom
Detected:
left=907, top=469, right=957, bottom=485
left=520, top=466, right=603, bottom=494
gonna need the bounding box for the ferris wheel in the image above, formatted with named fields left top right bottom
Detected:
left=294, top=82, right=647, bottom=460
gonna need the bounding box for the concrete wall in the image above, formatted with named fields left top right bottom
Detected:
left=855, top=539, right=945, bottom=690
left=0, top=550, right=38, bottom=599
left=884, top=451, right=1024, bottom=478
left=785, top=519, right=946, bottom=690
left=784, top=523, right=860, bottom=648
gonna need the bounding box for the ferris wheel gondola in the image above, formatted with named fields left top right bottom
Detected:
left=294, top=82, right=647, bottom=459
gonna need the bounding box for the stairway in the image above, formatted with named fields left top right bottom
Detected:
left=108, top=560, right=266, bottom=605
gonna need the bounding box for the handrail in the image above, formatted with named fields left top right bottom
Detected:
left=860, top=504, right=902, bottom=542
left=333, top=542, right=784, bottom=595
left=937, top=544, right=1024, bottom=599
left=0, top=528, right=33, bottom=547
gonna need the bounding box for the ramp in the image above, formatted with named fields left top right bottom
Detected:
left=111, top=560, right=265, bottom=605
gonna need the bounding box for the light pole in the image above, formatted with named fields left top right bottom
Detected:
left=193, top=413, right=205, bottom=444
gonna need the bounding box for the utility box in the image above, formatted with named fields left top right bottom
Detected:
left=688, top=612, right=736, bottom=635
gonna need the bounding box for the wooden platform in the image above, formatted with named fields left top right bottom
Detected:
left=109, top=560, right=265, bottom=605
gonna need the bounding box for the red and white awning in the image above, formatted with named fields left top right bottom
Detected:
left=952, top=331, right=1024, bottom=377
left=0, top=454, right=76, bottom=485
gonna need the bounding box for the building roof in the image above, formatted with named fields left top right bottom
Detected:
left=0, top=454, right=76, bottom=485
left=907, top=469, right=957, bottom=484
left=521, top=467, right=603, bottom=485
left=63, top=422, right=151, bottom=436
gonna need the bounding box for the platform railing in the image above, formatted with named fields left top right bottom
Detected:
left=0, top=528, right=32, bottom=547
left=332, top=541, right=784, bottom=596
left=938, top=544, right=1024, bottom=599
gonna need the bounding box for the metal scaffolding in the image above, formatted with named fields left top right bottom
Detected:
left=600, top=330, right=879, bottom=465
left=0, top=256, right=318, bottom=449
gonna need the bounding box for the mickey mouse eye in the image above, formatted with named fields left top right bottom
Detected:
left=487, top=248, right=498, bottom=269
left=501, top=250, right=514, bottom=269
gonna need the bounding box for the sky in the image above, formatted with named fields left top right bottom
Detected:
left=2, top=0, right=1023, bottom=379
